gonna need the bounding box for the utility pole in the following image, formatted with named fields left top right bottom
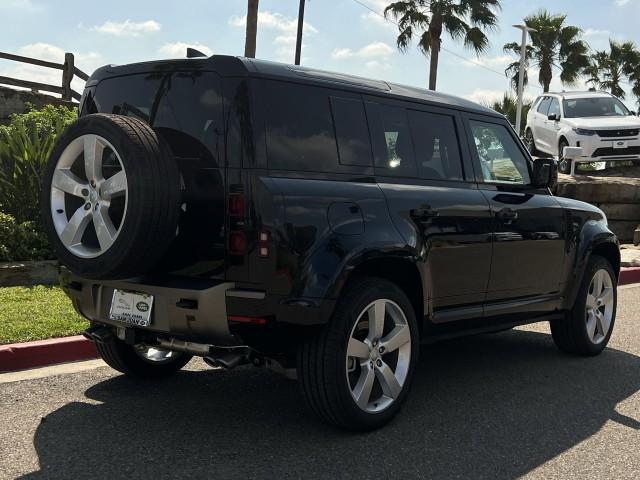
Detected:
left=513, top=24, right=536, bottom=136
left=244, top=0, right=259, bottom=58
left=294, top=0, right=306, bottom=65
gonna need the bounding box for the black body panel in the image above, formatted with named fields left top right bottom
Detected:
left=77, top=54, right=620, bottom=349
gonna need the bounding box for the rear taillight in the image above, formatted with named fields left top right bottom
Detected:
left=228, top=189, right=246, bottom=255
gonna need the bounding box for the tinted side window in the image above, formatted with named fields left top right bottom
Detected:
left=548, top=98, right=561, bottom=117
left=330, top=96, right=373, bottom=167
left=469, top=120, right=531, bottom=185
left=408, top=110, right=463, bottom=181
left=265, top=82, right=338, bottom=172
left=367, top=103, right=417, bottom=177
left=537, top=97, right=552, bottom=115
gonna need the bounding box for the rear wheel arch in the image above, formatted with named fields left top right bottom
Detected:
left=340, top=257, right=423, bottom=335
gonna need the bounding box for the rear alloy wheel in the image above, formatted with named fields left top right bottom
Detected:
left=95, top=334, right=192, bottom=378
left=297, top=277, right=419, bottom=430
left=41, top=114, right=182, bottom=279
left=551, top=255, right=617, bottom=356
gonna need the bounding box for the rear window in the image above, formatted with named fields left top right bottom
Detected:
left=93, top=72, right=223, bottom=163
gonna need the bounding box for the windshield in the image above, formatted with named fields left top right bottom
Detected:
left=563, top=96, right=631, bottom=118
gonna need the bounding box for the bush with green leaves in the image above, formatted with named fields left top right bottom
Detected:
left=0, top=103, right=77, bottom=224
left=0, top=212, right=52, bottom=261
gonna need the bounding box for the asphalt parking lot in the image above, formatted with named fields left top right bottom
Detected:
left=1, top=284, right=639, bottom=480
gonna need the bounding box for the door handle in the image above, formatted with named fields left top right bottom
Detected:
left=496, top=208, right=518, bottom=224
left=411, top=208, right=439, bottom=221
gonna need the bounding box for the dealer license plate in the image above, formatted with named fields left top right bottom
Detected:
left=109, top=289, right=154, bottom=327
left=613, top=140, right=628, bottom=149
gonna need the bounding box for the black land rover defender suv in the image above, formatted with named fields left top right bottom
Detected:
left=41, top=55, right=620, bottom=430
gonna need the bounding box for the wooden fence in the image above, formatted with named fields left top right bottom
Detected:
left=0, top=51, right=89, bottom=101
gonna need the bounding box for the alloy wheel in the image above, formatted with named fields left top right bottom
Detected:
left=345, top=299, right=412, bottom=413
left=50, top=134, right=128, bottom=258
left=585, top=268, right=614, bottom=344
left=135, top=345, right=178, bottom=364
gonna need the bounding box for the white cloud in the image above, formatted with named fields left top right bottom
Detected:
left=0, top=43, right=102, bottom=95
left=359, top=41, right=394, bottom=57
left=465, top=89, right=505, bottom=105
left=365, top=60, right=390, bottom=70
left=331, top=41, right=394, bottom=60
left=615, top=0, right=631, bottom=6
left=229, top=10, right=317, bottom=62
left=458, top=55, right=512, bottom=68
left=229, top=11, right=317, bottom=35
left=90, top=19, right=161, bottom=37
left=584, top=28, right=610, bottom=37
left=158, top=42, right=213, bottom=58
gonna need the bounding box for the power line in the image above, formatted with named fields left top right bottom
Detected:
left=351, top=0, right=543, bottom=90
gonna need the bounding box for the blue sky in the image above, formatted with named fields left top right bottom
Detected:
left=1, top=0, right=640, bottom=107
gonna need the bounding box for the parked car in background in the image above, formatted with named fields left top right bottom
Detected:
left=524, top=90, right=640, bottom=173
left=41, top=56, right=620, bottom=430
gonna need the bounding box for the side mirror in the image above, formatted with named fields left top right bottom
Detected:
left=547, top=113, right=560, bottom=121
left=532, top=158, right=557, bottom=189
left=630, top=110, right=637, bottom=116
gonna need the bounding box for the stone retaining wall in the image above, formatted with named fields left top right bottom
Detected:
left=0, top=86, right=75, bottom=124
left=0, top=261, right=59, bottom=287
left=557, top=174, right=640, bottom=242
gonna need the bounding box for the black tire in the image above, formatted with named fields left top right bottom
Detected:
left=41, top=114, right=181, bottom=279
left=96, top=336, right=192, bottom=378
left=525, top=128, right=540, bottom=156
left=558, top=138, right=571, bottom=174
left=297, top=277, right=420, bottom=431
left=550, top=255, right=617, bottom=356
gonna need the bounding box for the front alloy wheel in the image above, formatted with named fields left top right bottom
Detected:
left=551, top=255, right=617, bottom=356
left=585, top=269, right=614, bottom=344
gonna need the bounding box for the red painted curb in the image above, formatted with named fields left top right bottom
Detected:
left=620, top=267, right=640, bottom=286
left=0, top=335, right=97, bottom=373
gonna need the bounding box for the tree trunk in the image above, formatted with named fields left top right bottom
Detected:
left=244, top=0, right=259, bottom=58
left=428, top=20, right=442, bottom=91
left=540, top=60, right=552, bottom=93
left=294, top=0, right=305, bottom=65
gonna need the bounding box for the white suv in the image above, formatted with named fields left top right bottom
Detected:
left=524, top=90, right=640, bottom=173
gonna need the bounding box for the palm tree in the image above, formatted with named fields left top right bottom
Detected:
left=244, top=0, right=259, bottom=58
left=484, top=93, right=531, bottom=132
left=584, top=40, right=639, bottom=100
left=384, top=0, right=502, bottom=91
left=504, top=10, right=589, bottom=93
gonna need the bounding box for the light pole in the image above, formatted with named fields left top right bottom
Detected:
left=294, top=0, right=306, bottom=65
left=513, top=24, right=536, bottom=136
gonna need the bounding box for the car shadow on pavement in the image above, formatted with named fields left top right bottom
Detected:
left=23, top=329, right=640, bottom=480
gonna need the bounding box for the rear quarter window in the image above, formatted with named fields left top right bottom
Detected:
left=264, top=82, right=338, bottom=172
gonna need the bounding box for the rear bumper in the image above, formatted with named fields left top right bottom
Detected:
left=61, top=269, right=240, bottom=346
left=60, top=269, right=336, bottom=348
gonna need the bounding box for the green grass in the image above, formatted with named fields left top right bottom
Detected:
left=0, top=286, right=88, bottom=344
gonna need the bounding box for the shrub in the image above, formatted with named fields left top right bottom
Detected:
left=0, top=104, right=77, bottom=224
left=0, top=212, right=53, bottom=261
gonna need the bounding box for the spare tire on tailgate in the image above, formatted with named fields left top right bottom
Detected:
left=41, top=114, right=181, bottom=279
